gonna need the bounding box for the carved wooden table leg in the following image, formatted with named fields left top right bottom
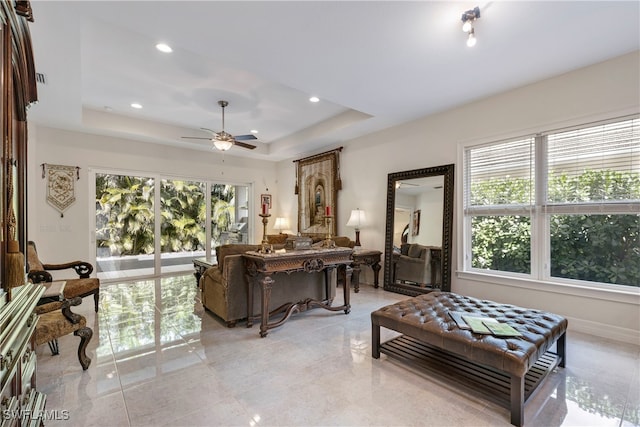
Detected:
left=259, top=274, right=274, bottom=338
left=351, top=263, right=361, bottom=293
left=74, top=326, right=93, bottom=370
left=372, top=261, right=381, bottom=288
left=338, top=264, right=350, bottom=314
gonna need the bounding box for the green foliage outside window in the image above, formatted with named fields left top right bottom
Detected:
left=96, top=175, right=235, bottom=256
left=471, top=170, right=640, bottom=286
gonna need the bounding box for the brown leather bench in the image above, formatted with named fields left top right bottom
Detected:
left=371, top=291, right=567, bottom=427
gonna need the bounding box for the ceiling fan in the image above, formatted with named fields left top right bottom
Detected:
left=181, top=100, right=257, bottom=151
left=395, top=181, right=420, bottom=189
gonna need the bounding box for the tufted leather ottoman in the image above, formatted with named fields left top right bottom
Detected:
left=371, top=291, right=567, bottom=426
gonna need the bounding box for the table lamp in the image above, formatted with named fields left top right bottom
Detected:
left=346, top=208, right=366, bottom=247
left=274, top=217, right=290, bottom=234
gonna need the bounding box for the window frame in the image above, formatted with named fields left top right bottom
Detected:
left=460, top=115, right=639, bottom=294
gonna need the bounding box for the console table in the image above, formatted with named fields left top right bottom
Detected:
left=351, top=249, right=382, bottom=292
left=243, top=247, right=353, bottom=337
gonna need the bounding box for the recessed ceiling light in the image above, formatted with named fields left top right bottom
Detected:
left=250, top=129, right=258, bottom=134
left=130, top=103, right=142, bottom=109
left=155, top=43, right=172, bottom=53
left=309, top=96, right=320, bottom=103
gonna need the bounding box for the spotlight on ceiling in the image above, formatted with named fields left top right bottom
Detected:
left=461, top=6, right=480, bottom=47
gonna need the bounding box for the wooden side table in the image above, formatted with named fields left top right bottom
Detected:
left=193, top=257, right=216, bottom=286
left=351, top=249, right=382, bottom=292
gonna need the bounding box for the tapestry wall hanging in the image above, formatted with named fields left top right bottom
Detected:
left=294, top=148, right=342, bottom=237
left=42, top=163, right=80, bottom=217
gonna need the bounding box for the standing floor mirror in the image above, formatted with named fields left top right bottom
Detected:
left=383, top=164, right=454, bottom=296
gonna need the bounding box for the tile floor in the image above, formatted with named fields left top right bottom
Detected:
left=36, top=274, right=640, bottom=427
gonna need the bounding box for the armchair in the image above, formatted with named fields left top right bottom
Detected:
left=393, top=243, right=442, bottom=286
left=27, top=241, right=100, bottom=312
left=34, top=297, right=93, bottom=370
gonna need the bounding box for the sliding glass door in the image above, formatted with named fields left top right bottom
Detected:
left=95, top=173, right=156, bottom=278
left=94, top=170, right=250, bottom=280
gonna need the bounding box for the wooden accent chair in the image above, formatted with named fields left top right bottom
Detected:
left=34, top=297, right=93, bottom=370
left=27, top=241, right=100, bottom=312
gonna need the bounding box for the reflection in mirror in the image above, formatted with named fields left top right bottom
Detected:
left=384, top=164, right=454, bottom=296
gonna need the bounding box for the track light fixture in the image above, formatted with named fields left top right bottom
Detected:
left=461, top=6, right=480, bottom=47
left=467, top=28, right=477, bottom=47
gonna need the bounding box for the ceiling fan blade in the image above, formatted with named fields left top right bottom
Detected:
left=234, top=134, right=257, bottom=141
left=234, top=140, right=257, bottom=150
left=181, top=136, right=213, bottom=140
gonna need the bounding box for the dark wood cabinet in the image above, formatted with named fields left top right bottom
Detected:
left=1, top=0, right=38, bottom=296
left=0, top=2, right=43, bottom=425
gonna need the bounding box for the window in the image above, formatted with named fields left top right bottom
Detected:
left=464, top=117, right=639, bottom=288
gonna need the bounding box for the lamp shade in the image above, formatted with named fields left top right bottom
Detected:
left=274, top=217, right=289, bottom=232
left=346, top=209, right=366, bottom=230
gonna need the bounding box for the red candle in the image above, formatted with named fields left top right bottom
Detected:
left=262, top=204, right=268, bottom=215
left=325, top=205, right=331, bottom=216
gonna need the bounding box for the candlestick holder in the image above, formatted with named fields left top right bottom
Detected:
left=259, top=213, right=273, bottom=254
left=322, top=215, right=335, bottom=248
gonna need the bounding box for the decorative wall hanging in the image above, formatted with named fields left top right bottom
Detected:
left=294, top=147, right=342, bottom=237
left=412, top=209, right=421, bottom=236
left=41, top=163, right=80, bottom=217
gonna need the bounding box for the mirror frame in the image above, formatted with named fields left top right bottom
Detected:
left=383, top=164, right=454, bottom=296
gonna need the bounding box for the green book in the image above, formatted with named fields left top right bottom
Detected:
left=461, top=315, right=499, bottom=334
left=483, top=321, right=523, bottom=337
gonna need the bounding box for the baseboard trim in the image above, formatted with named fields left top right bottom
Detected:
left=566, top=316, right=640, bottom=345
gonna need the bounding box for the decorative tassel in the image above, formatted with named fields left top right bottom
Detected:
left=6, top=240, right=25, bottom=288
left=336, top=150, right=342, bottom=190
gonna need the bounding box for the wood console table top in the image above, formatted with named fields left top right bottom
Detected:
left=243, top=247, right=353, bottom=337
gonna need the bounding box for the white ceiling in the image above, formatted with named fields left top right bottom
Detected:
left=27, top=1, right=639, bottom=161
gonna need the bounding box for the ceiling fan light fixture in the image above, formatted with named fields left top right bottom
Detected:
left=181, top=100, right=257, bottom=151
left=213, top=138, right=233, bottom=151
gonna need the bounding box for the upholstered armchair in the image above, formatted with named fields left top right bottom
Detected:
left=27, top=241, right=100, bottom=312
left=393, top=243, right=442, bottom=286
left=34, top=297, right=93, bottom=370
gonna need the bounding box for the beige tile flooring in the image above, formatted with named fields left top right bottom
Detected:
left=36, top=274, right=639, bottom=426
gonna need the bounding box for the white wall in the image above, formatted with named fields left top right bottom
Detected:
left=28, top=51, right=640, bottom=342
left=277, top=51, right=640, bottom=343
left=413, top=189, right=443, bottom=246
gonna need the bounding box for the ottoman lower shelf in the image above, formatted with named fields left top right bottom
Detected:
left=379, top=334, right=562, bottom=423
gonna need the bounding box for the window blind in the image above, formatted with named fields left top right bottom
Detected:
left=546, top=118, right=639, bottom=204
left=465, top=137, right=534, bottom=213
